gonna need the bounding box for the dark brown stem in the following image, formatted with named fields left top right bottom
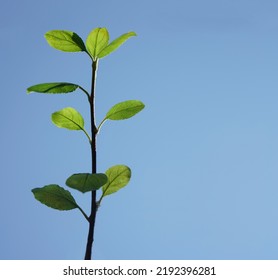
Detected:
left=84, top=59, right=98, bottom=260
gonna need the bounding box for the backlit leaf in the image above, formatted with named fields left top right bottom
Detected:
left=106, top=100, right=145, bottom=120
left=32, top=185, right=78, bottom=210
left=86, top=27, right=109, bottom=60
left=27, top=82, right=79, bottom=94
left=98, top=31, right=136, bottom=59
left=51, top=107, right=84, bottom=130
left=66, top=173, right=108, bottom=193
left=45, top=30, right=86, bottom=52
left=102, top=165, right=131, bottom=197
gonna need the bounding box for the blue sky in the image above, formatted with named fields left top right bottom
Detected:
left=1, top=0, right=278, bottom=259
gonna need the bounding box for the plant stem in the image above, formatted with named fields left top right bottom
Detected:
left=84, top=59, right=98, bottom=260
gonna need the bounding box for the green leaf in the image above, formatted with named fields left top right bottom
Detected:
left=86, top=27, right=109, bottom=60
left=32, top=185, right=78, bottom=210
left=106, top=100, right=145, bottom=121
left=102, top=165, right=131, bottom=198
left=66, top=173, right=108, bottom=193
left=51, top=107, right=84, bottom=130
left=27, top=82, right=79, bottom=94
left=45, top=30, right=86, bottom=52
left=98, top=31, right=137, bottom=59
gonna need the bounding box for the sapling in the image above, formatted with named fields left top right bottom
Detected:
left=27, top=27, right=144, bottom=260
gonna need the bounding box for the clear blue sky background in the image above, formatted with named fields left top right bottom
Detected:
left=1, top=0, right=278, bottom=260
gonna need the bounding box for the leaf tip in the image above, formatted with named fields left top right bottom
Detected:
left=44, top=30, right=53, bottom=40
left=130, top=31, right=137, bottom=37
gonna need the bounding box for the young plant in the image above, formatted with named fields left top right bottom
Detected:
left=27, top=27, right=144, bottom=260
